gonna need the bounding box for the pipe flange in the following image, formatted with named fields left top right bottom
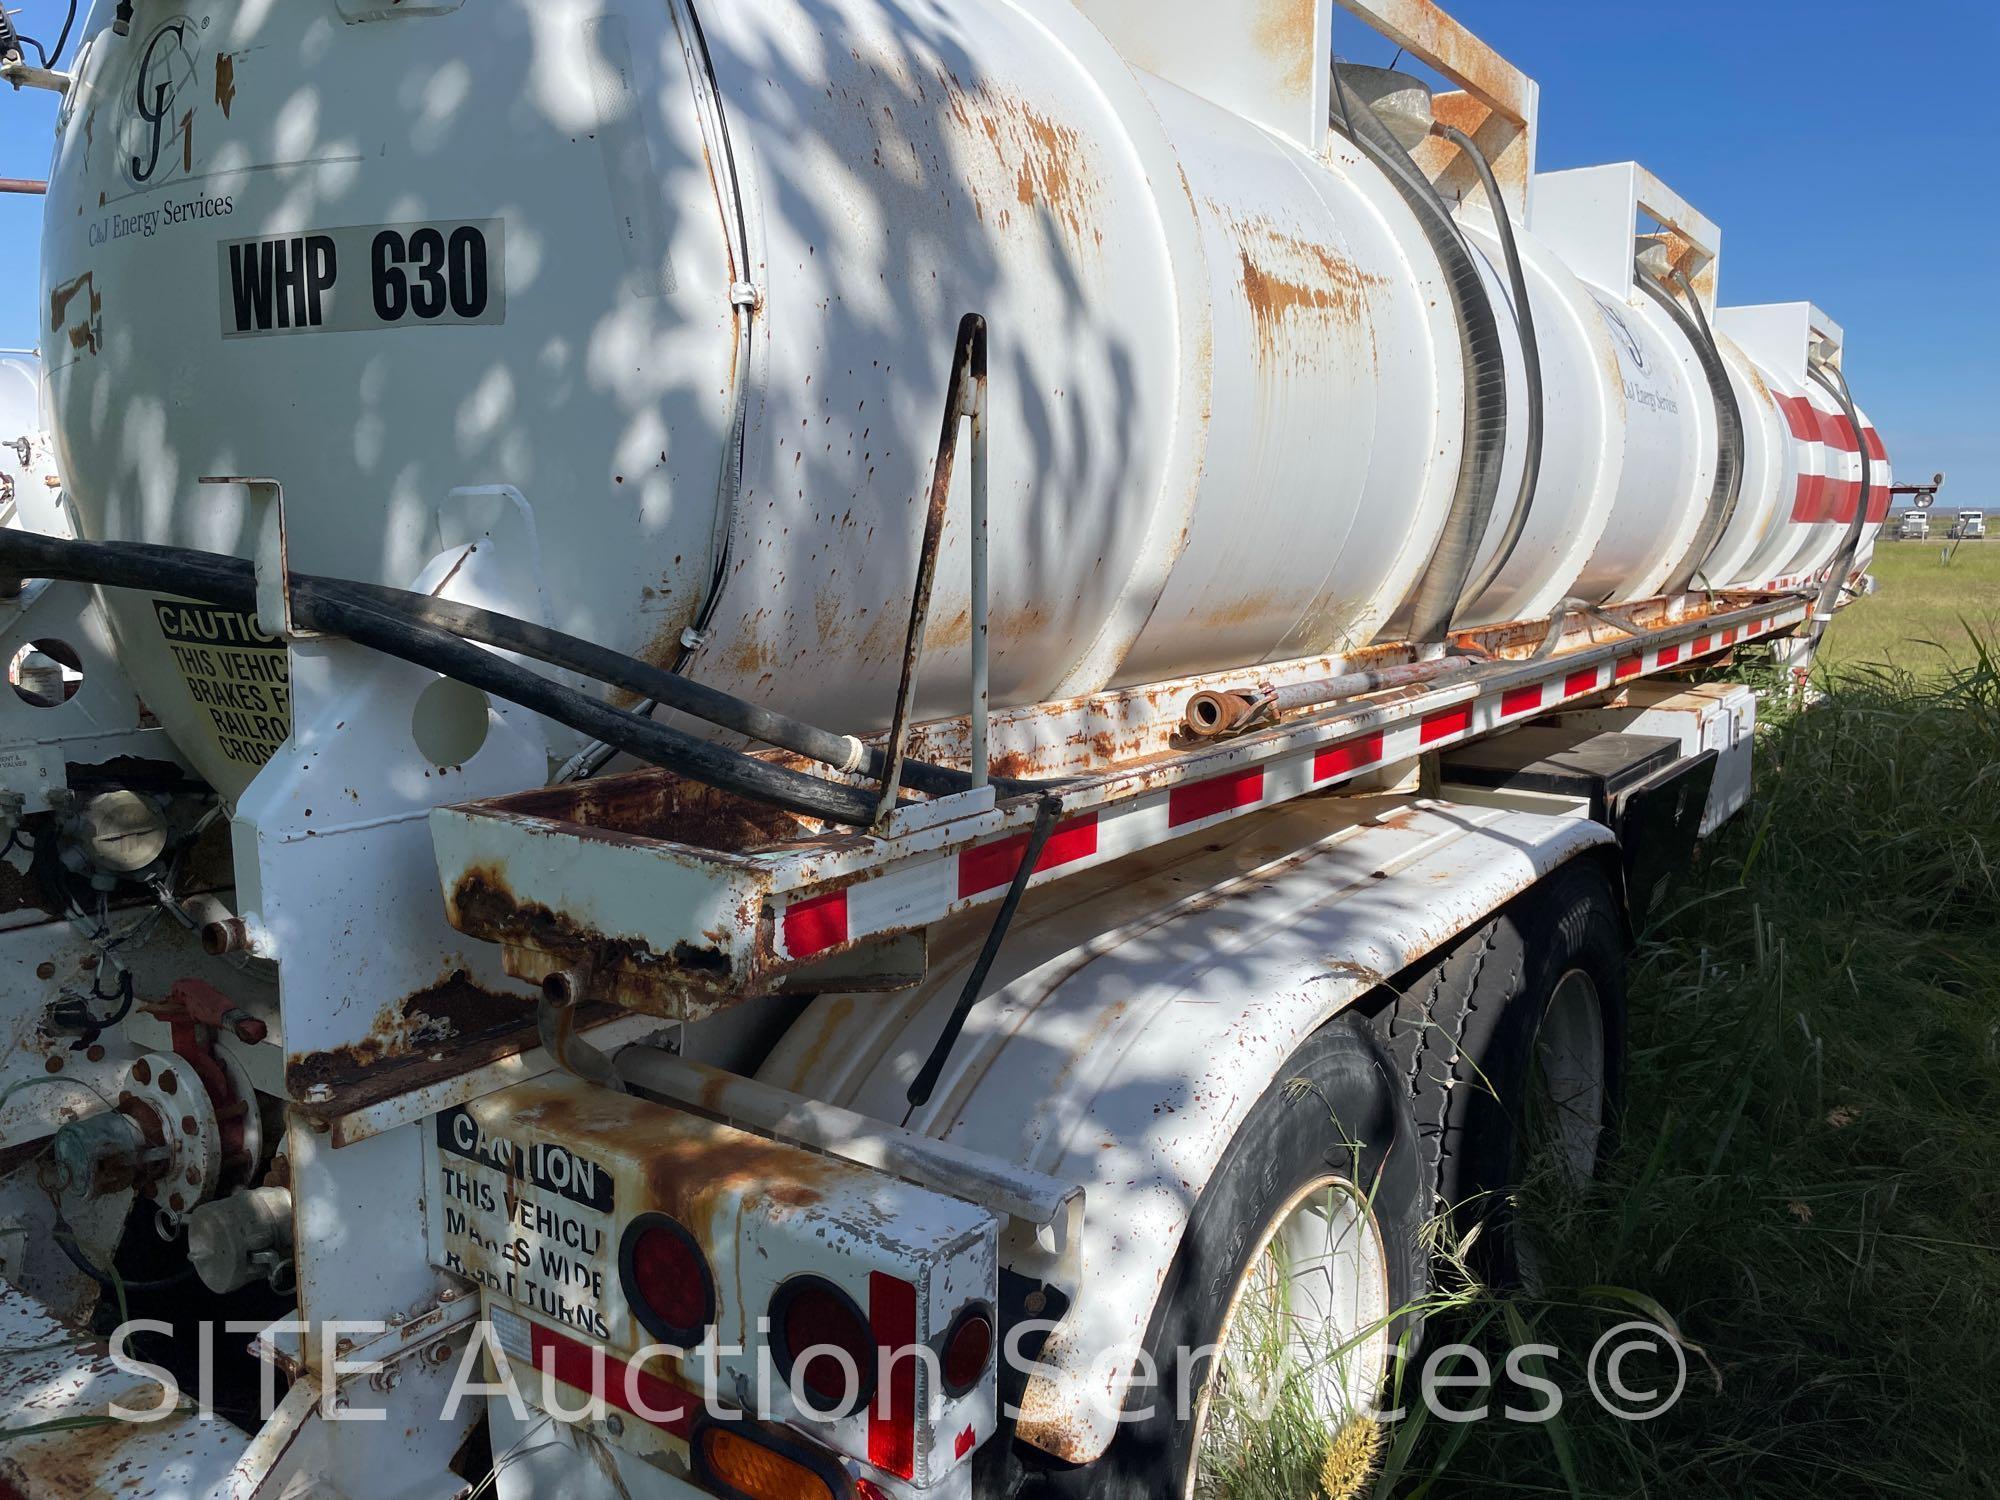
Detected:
left=120, top=1051, right=222, bottom=1222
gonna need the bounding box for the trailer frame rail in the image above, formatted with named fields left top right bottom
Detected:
left=431, top=591, right=1803, bottom=1016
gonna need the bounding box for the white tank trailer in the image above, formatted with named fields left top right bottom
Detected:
left=0, top=1, right=1893, bottom=1498
left=29, top=0, right=1885, bottom=797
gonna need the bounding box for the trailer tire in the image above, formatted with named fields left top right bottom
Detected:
left=1019, top=1013, right=1426, bottom=1499
left=1383, top=859, right=1627, bottom=1281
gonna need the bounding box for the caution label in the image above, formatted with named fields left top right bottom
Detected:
left=152, top=598, right=291, bottom=769
left=428, top=1106, right=618, bottom=1341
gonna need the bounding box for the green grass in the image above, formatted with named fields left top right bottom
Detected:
left=1820, top=537, right=2000, bottom=676
left=1376, top=646, right=2000, bottom=1497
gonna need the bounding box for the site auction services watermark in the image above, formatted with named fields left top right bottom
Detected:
left=97, top=1315, right=1688, bottom=1431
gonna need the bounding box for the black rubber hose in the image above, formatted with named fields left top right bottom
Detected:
left=1332, top=64, right=1510, bottom=645
left=0, top=531, right=883, bottom=825
left=1435, top=122, right=1543, bottom=613
left=1803, top=360, right=1874, bottom=648
left=350, top=582, right=1025, bottom=798
left=1641, top=266, right=1745, bottom=593
left=0, top=531, right=1010, bottom=798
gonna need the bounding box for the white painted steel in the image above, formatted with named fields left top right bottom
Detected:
left=755, top=795, right=1614, bottom=1463
left=1718, top=302, right=1893, bottom=591
left=35, top=1, right=1886, bottom=809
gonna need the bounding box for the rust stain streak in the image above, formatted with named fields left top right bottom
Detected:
left=214, top=53, right=236, bottom=119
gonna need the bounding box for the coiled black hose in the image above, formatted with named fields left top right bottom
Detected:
left=0, top=531, right=898, bottom=825
left=1332, top=63, right=1510, bottom=647
left=1641, top=265, right=1745, bottom=593
left=1434, top=121, right=1543, bottom=613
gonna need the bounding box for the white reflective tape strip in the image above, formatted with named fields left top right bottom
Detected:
left=490, top=1304, right=532, bottom=1365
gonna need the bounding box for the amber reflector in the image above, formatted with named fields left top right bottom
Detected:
left=699, top=1427, right=837, bottom=1500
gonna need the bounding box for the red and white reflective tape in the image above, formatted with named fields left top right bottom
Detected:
left=489, top=1303, right=697, bottom=1440
left=773, top=609, right=1796, bottom=963
left=1773, top=391, right=1891, bottom=525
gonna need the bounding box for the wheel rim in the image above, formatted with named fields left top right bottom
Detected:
left=1188, top=1176, right=1390, bottom=1498
left=1530, top=967, right=1606, bottom=1186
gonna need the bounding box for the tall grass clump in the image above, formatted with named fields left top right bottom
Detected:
left=1378, top=641, right=2000, bottom=1496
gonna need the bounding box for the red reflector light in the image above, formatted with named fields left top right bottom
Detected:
left=772, top=1276, right=876, bottom=1414
left=942, top=1304, right=994, bottom=1397
left=619, top=1214, right=714, bottom=1346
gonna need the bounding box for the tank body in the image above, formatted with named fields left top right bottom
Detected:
left=35, top=0, right=1886, bottom=799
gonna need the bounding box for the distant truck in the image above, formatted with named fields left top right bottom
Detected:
left=1948, top=510, right=1987, bottom=540
left=1896, top=510, right=1931, bottom=541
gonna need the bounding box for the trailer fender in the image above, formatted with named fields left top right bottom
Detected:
left=754, top=794, right=1615, bottom=1465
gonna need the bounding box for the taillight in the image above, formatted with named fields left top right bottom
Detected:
left=695, top=1420, right=846, bottom=1500
left=618, top=1213, right=714, bottom=1346
left=770, top=1275, right=877, bottom=1415
left=941, top=1303, right=994, bottom=1397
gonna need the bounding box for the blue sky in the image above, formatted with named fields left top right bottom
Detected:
left=2, top=0, right=1993, bottom=501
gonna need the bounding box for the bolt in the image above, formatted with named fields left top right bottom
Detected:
left=35, top=961, right=55, bottom=981
left=43, top=1057, right=62, bottom=1074
left=168, top=1192, right=184, bottom=1212
left=184, top=1165, right=199, bottom=1185
left=158, top=1070, right=178, bottom=1096
left=85, top=1045, right=105, bottom=1063
left=181, top=1115, right=197, bottom=1136
left=132, top=1059, right=151, bottom=1085
left=602, top=1413, right=625, bottom=1438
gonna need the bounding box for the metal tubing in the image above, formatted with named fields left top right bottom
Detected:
left=0, top=178, right=48, bottom=195
left=969, top=378, right=991, bottom=790
left=876, top=312, right=987, bottom=826
left=1183, top=655, right=1478, bottom=738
